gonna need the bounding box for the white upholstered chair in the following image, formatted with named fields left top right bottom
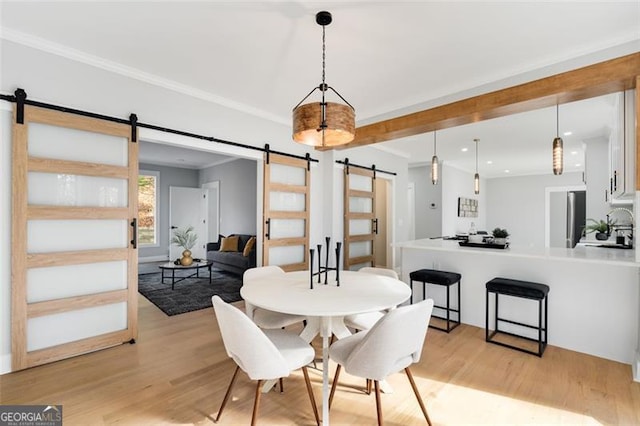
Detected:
left=211, top=296, right=319, bottom=426
left=243, top=266, right=307, bottom=329
left=329, top=298, right=435, bottom=426
left=343, top=267, right=400, bottom=331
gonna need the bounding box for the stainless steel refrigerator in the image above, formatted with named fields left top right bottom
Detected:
left=549, top=190, right=586, bottom=248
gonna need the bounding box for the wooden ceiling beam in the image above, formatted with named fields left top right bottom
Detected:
left=324, top=52, right=640, bottom=150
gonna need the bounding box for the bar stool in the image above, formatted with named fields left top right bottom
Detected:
left=409, top=268, right=461, bottom=333
left=485, top=277, right=549, bottom=357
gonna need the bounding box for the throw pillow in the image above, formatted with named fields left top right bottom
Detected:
left=219, top=236, right=239, bottom=252
left=243, top=236, right=256, bottom=257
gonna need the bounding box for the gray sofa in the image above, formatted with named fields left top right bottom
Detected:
left=206, top=234, right=256, bottom=276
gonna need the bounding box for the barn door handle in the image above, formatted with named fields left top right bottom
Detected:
left=373, top=218, right=379, bottom=235
left=265, top=218, right=271, bottom=240
left=130, top=218, right=138, bottom=249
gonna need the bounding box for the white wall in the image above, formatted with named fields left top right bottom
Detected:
left=442, top=164, right=486, bottom=236
left=485, top=172, right=583, bottom=247
left=409, top=164, right=442, bottom=238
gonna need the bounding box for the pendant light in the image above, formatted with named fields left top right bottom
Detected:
left=431, top=131, right=439, bottom=185
left=474, top=138, right=480, bottom=194
left=292, top=11, right=355, bottom=147
left=553, top=104, right=564, bottom=175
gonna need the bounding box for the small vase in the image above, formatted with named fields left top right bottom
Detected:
left=493, top=237, right=507, bottom=245
left=595, top=232, right=609, bottom=241
left=180, top=249, right=193, bottom=266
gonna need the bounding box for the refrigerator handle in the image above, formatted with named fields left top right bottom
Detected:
left=566, top=192, right=576, bottom=248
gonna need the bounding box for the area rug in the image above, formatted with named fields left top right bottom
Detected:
left=137, top=269, right=243, bottom=316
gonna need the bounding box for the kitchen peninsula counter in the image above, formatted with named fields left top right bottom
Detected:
left=395, top=238, right=640, bottom=380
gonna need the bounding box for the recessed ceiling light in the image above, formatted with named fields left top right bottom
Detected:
left=504, top=169, right=510, bottom=173
left=575, top=163, right=581, bottom=167
left=486, top=160, right=493, bottom=164
left=563, top=131, right=573, bottom=136
left=571, top=151, right=578, bottom=155
left=461, top=147, right=468, bottom=152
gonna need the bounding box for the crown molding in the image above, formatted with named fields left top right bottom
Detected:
left=0, top=28, right=289, bottom=126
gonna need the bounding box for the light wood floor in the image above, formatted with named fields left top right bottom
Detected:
left=1, top=296, right=639, bottom=425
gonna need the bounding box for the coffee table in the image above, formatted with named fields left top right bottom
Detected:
left=158, top=260, right=213, bottom=290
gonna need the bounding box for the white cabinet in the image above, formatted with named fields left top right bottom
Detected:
left=609, top=89, right=636, bottom=203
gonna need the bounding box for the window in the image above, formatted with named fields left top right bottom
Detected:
left=138, top=170, right=159, bottom=246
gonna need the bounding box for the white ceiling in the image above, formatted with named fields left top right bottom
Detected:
left=2, top=1, right=639, bottom=174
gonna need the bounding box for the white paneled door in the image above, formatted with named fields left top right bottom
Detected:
left=11, top=106, right=138, bottom=371
left=169, top=186, right=206, bottom=260
left=262, top=153, right=310, bottom=271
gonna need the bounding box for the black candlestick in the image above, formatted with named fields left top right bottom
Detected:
left=317, top=244, right=322, bottom=283
left=309, top=248, right=314, bottom=290
left=335, top=242, right=342, bottom=286
left=324, top=237, right=331, bottom=284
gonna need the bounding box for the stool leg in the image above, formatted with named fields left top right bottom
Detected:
left=494, top=293, right=499, bottom=333
left=410, top=279, right=413, bottom=304
left=538, top=298, right=543, bottom=356
left=485, top=289, right=489, bottom=341
left=446, top=283, right=451, bottom=332
left=457, top=280, right=461, bottom=323
left=544, top=295, right=548, bottom=344
left=423, top=281, right=426, bottom=302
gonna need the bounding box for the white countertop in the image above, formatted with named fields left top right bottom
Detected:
left=395, top=238, right=638, bottom=267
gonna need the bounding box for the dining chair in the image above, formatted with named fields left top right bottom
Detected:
left=343, top=267, right=400, bottom=331
left=211, top=296, right=320, bottom=426
left=329, top=298, right=435, bottom=426
left=243, top=266, right=307, bottom=329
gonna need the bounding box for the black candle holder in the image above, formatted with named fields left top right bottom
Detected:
left=309, top=236, right=341, bottom=288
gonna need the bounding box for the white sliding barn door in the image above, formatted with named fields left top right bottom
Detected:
left=11, top=105, right=138, bottom=371
left=262, top=153, right=310, bottom=272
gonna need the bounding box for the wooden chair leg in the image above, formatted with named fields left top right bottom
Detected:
left=405, top=367, right=432, bottom=426
left=366, top=379, right=372, bottom=395
left=251, top=379, right=263, bottom=426
left=279, top=378, right=284, bottom=393
left=329, top=364, right=342, bottom=409
left=374, top=380, right=383, bottom=426
left=215, top=365, right=240, bottom=422
left=302, top=366, right=320, bottom=426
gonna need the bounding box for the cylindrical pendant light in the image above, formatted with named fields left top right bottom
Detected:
left=553, top=104, right=564, bottom=175
left=431, top=131, right=439, bottom=185
left=474, top=138, right=480, bottom=194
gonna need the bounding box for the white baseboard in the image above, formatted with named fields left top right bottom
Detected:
left=139, top=255, right=169, bottom=263
left=633, top=350, right=640, bottom=382
left=0, top=353, right=12, bottom=375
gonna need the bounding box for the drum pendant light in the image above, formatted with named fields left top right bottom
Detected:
left=431, top=131, right=439, bottom=185
left=474, top=138, right=480, bottom=194
left=553, top=104, right=564, bottom=175
left=292, top=11, right=355, bottom=147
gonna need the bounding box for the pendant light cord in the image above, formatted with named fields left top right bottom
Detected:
left=556, top=104, right=559, bottom=137
left=433, top=131, right=437, bottom=154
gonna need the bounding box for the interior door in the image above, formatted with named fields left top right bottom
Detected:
left=343, top=167, right=376, bottom=270
left=169, top=186, right=205, bottom=260
left=262, top=153, right=310, bottom=272
left=11, top=105, right=138, bottom=371
left=374, top=178, right=388, bottom=267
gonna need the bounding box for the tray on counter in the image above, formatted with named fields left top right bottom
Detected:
left=458, top=241, right=509, bottom=249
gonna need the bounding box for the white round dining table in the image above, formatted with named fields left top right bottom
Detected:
left=241, top=269, right=411, bottom=426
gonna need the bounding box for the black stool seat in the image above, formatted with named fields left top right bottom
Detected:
left=485, top=276, right=549, bottom=357
left=410, top=269, right=461, bottom=286
left=409, top=268, right=461, bottom=333
left=486, top=278, right=549, bottom=300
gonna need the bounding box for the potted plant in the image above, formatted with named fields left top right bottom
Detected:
left=584, top=218, right=613, bottom=241
left=491, top=227, right=510, bottom=245
left=171, top=226, right=198, bottom=266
